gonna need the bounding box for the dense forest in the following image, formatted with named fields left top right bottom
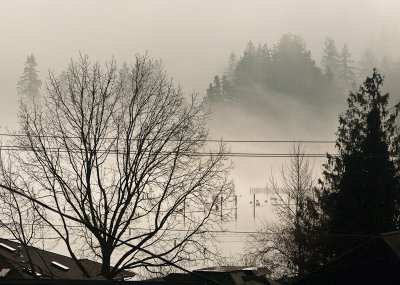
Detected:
left=206, top=34, right=400, bottom=127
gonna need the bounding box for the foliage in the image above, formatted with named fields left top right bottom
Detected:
left=270, top=34, right=325, bottom=96
left=321, top=37, right=340, bottom=78
left=206, top=34, right=331, bottom=108
left=358, top=48, right=378, bottom=81
left=317, top=69, right=400, bottom=257
left=338, top=44, right=356, bottom=87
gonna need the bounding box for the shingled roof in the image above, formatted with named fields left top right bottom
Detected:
left=0, top=238, right=134, bottom=280
left=158, top=266, right=273, bottom=285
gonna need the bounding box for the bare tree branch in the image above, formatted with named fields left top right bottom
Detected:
left=0, top=54, right=233, bottom=279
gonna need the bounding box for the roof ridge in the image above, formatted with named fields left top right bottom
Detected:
left=380, top=230, right=400, bottom=236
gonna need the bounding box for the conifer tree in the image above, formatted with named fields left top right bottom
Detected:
left=339, top=44, right=356, bottom=87
left=318, top=69, right=400, bottom=257
left=221, top=75, right=231, bottom=97
left=225, top=52, right=236, bottom=81
left=213, top=75, right=221, bottom=96
left=321, top=37, right=340, bottom=77
left=358, top=48, right=378, bottom=81
left=271, top=34, right=323, bottom=96
left=206, top=75, right=222, bottom=103
left=17, top=54, right=42, bottom=101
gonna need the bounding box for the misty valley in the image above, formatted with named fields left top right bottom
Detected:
left=2, top=2, right=400, bottom=284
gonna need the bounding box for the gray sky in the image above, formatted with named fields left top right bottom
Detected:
left=2, top=0, right=400, bottom=128
left=1, top=0, right=400, bottom=185
left=1, top=0, right=400, bottom=166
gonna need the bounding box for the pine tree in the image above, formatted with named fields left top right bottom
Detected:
left=358, top=48, right=378, bottom=81
left=225, top=52, right=236, bottom=81
left=318, top=69, right=400, bottom=257
left=213, top=75, right=221, bottom=96
left=321, top=37, right=340, bottom=77
left=234, top=41, right=258, bottom=87
left=339, top=44, right=356, bottom=87
left=17, top=54, right=42, bottom=101
left=271, top=33, right=324, bottom=96
left=206, top=75, right=222, bottom=103
left=221, top=75, right=232, bottom=97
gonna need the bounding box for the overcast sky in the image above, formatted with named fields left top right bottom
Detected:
left=1, top=0, right=400, bottom=187
left=1, top=0, right=400, bottom=129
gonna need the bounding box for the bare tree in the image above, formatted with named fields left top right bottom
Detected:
left=245, top=144, right=319, bottom=280
left=0, top=54, right=233, bottom=279
left=0, top=150, right=47, bottom=277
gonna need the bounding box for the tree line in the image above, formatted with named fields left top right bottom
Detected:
left=207, top=33, right=400, bottom=108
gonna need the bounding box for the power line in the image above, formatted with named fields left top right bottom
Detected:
left=0, top=222, right=377, bottom=238
left=0, top=133, right=336, bottom=143
left=0, top=145, right=398, bottom=158
left=2, top=144, right=322, bottom=157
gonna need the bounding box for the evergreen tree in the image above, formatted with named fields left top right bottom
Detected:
left=358, top=48, right=378, bottom=81
left=321, top=37, right=340, bottom=77
left=17, top=54, right=41, bottom=101
left=318, top=69, right=400, bottom=257
left=206, top=75, right=222, bottom=103
left=221, top=75, right=232, bottom=97
left=229, top=41, right=271, bottom=96
left=206, top=83, right=215, bottom=100
left=339, top=44, right=356, bottom=87
left=380, top=56, right=400, bottom=101
left=213, top=75, right=221, bottom=96
left=271, top=33, right=324, bottom=96
left=234, top=41, right=259, bottom=87
left=225, top=52, right=236, bottom=81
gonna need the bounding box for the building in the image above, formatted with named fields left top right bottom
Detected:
left=147, top=266, right=276, bottom=284
left=0, top=238, right=134, bottom=280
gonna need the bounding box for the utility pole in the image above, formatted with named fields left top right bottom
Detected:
left=183, top=200, right=186, bottom=227
left=220, top=196, right=223, bottom=223
left=253, top=193, right=256, bottom=221
left=234, top=195, right=237, bottom=224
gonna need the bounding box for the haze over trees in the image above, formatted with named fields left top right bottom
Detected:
left=0, top=54, right=233, bottom=279
left=206, top=34, right=400, bottom=117
left=207, top=34, right=327, bottom=104
left=17, top=54, right=42, bottom=102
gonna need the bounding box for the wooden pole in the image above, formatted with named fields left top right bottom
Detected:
left=220, top=196, right=223, bottom=223
left=253, top=193, right=256, bottom=221
left=234, top=195, right=237, bottom=224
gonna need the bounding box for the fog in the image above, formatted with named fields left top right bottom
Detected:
left=2, top=0, right=400, bottom=262
left=2, top=0, right=400, bottom=113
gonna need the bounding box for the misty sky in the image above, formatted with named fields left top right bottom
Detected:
left=2, top=0, right=400, bottom=185
left=1, top=0, right=399, bottom=184
left=2, top=0, right=400, bottom=128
